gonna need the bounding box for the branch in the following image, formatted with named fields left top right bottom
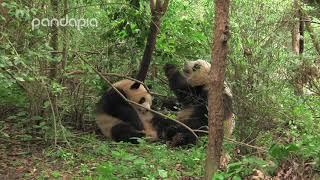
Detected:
left=301, top=9, right=320, bottom=56
left=0, top=67, right=29, bottom=93
left=65, top=70, right=168, bottom=97
left=150, top=0, right=155, bottom=15
left=161, top=0, right=170, bottom=14
left=76, top=53, right=198, bottom=140
left=61, top=3, right=131, bottom=17
left=103, top=73, right=151, bottom=93
left=193, top=130, right=267, bottom=152
left=155, top=0, right=161, bottom=13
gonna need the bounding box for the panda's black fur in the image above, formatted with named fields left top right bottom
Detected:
left=164, top=64, right=208, bottom=107
left=96, top=79, right=196, bottom=146
left=164, top=60, right=234, bottom=137
left=96, top=85, right=144, bottom=143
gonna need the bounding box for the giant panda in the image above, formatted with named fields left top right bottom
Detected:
left=164, top=59, right=234, bottom=137
left=96, top=79, right=196, bottom=146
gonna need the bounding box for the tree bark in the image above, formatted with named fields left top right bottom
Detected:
left=0, top=0, right=8, bottom=19
left=61, top=0, right=68, bottom=71
left=49, top=0, right=59, bottom=145
left=49, top=0, right=59, bottom=80
left=292, top=0, right=304, bottom=54
left=136, top=0, right=169, bottom=81
left=292, top=1, right=305, bottom=95
left=292, top=17, right=300, bottom=54
left=299, top=10, right=304, bottom=54
left=205, top=0, right=230, bottom=179
left=304, top=12, right=320, bottom=56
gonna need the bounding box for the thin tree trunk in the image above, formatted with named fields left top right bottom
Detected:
left=299, top=10, right=304, bottom=54
left=205, top=0, right=230, bottom=179
left=136, top=0, right=169, bottom=81
left=61, top=0, right=68, bottom=71
left=292, top=1, right=305, bottom=95
left=304, top=13, right=320, bottom=56
left=292, top=0, right=304, bottom=54
left=49, top=0, right=59, bottom=80
left=0, top=0, right=8, bottom=19
left=49, top=0, right=59, bottom=145
left=292, top=15, right=300, bottom=54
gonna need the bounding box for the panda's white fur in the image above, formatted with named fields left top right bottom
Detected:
left=96, top=114, right=121, bottom=138
left=96, top=79, right=154, bottom=142
left=184, top=59, right=234, bottom=137
left=183, top=59, right=233, bottom=98
left=183, top=59, right=211, bottom=87
left=164, top=59, right=235, bottom=138
left=97, top=79, right=197, bottom=145
left=112, top=79, right=152, bottom=114
left=112, top=80, right=158, bottom=140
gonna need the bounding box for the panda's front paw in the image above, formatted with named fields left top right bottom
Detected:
left=164, top=63, right=177, bottom=78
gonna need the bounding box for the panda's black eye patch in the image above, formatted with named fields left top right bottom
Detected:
left=138, top=97, right=146, bottom=104
left=192, top=64, right=201, bottom=71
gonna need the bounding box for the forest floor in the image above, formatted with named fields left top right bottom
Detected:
left=1, top=118, right=319, bottom=179
left=0, top=118, right=206, bottom=179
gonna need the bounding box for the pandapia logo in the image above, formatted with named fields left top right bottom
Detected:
left=31, top=16, right=98, bottom=30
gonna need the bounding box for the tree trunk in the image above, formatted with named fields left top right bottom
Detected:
left=292, top=0, right=304, bottom=54
left=61, top=0, right=68, bottom=71
left=49, top=0, right=59, bottom=145
left=205, top=0, right=230, bottom=179
left=136, top=0, right=169, bottom=81
left=299, top=10, right=304, bottom=54
left=0, top=0, right=8, bottom=20
left=292, top=16, right=300, bottom=54
left=303, top=11, right=320, bottom=56
left=49, top=0, right=59, bottom=80
left=292, top=1, right=305, bottom=95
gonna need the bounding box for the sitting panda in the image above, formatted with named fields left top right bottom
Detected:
left=96, top=79, right=196, bottom=146
left=164, top=59, right=234, bottom=137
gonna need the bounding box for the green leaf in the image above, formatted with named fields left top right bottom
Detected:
left=285, top=143, right=300, bottom=152
left=16, top=77, right=25, bottom=82
left=1, top=132, right=10, bottom=138
left=51, top=171, right=61, bottom=178
left=158, top=169, right=168, bottom=178
left=32, top=116, right=43, bottom=121
left=232, top=175, right=242, bottom=180
left=17, top=111, right=27, bottom=117
left=96, top=162, right=115, bottom=178
left=212, top=172, right=226, bottom=180
left=269, top=144, right=289, bottom=161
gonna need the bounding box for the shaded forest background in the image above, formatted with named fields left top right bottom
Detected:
left=0, top=0, right=319, bottom=179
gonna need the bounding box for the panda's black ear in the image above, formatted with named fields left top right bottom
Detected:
left=130, top=82, right=141, bottom=89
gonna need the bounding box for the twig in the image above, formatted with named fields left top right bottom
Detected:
left=44, top=85, right=57, bottom=146
left=103, top=73, right=151, bottom=93
left=50, top=50, right=106, bottom=55
left=8, top=152, right=31, bottom=156
left=301, top=9, right=320, bottom=56
left=65, top=70, right=166, bottom=97
left=226, top=137, right=267, bottom=152
left=75, top=53, right=198, bottom=140
left=61, top=3, right=131, bottom=17
left=193, top=130, right=267, bottom=152
left=150, top=92, right=168, bottom=97
left=0, top=67, right=28, bottom=93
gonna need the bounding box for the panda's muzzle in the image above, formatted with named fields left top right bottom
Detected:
left=137, top=104, right=151, bottom=114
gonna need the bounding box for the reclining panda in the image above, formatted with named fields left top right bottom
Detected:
left=164, top=59, right=234, bottom=137
left=96, top=79, right=196, bottom=146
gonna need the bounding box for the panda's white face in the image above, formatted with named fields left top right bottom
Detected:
left=183, top=59, right=211, bottom=87
left=113, top=80, right=152, bottom=114
left=133, top=92, right=152, bottom=115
